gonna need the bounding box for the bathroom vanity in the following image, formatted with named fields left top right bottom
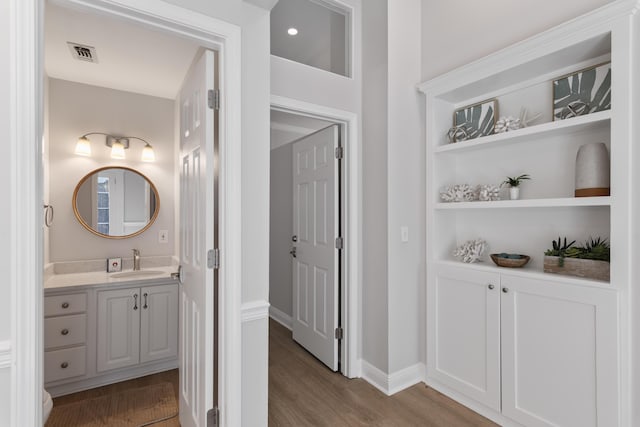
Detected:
left=44, top=268, right=179, bottom=397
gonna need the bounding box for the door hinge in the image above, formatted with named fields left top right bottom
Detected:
left=207, top=407, right=220, bottom=427
left=335, top=327, right=344, bottom=340
left=208, top=89, right=220, bottom=110
left=207, top=248, right=220, bottom=269
left=335, top=236, right=344, bottom=250
left=335, top=146, right=344, bottom=159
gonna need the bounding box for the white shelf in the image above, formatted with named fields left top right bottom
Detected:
left=436, top=259, right=612, bottom=289
left=434, top=110, right=611, bottom=154
left=435, top=196, right=611, bottom=210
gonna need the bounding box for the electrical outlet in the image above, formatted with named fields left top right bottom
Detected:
left=159, top=230, right=169, bottom=243
left=107, top=257, right=122, bottom=273
left=401, top=226, right=409, bottom=243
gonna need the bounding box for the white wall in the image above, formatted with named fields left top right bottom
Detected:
left=387, top=0, right=423, bottom=374
left=0, top=0, right=10, bottom=346
left=420, top=0, right=615, bottom=81
left=361, top=0, right=389, bottom=373
left=269, top=143, right=293, bottom=317
left=47, top=78, right=175, bottom=262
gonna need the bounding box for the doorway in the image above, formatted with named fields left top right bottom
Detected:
left=20, top=1, right=243, bottom=426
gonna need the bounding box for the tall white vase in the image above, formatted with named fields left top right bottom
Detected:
left=509, top=187, right=520, bottom=200
left=575, top=142, right=610, bottom=197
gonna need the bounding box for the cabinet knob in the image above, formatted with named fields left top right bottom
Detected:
left=61, top=329, right=69, bottom=336
left=488, top=284, right=495, bottom=290
left=61, top=302, right=69, bottom=309
left=60, top=362, right=68, bottom=369
left=502, top=287, right=509, bottom=293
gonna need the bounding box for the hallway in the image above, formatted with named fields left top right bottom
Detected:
left=268, top=320, right=497, bottom=426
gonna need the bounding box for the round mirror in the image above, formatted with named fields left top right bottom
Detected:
left=73, top=166, right=160, bottom=239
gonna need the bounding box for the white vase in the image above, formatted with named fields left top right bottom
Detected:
left=509, top=187, right=520, bottom=200
left=575, top=142, right=610, bottom=197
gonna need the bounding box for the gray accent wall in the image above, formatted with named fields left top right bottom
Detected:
left=269, top=143, right=293, bottom=317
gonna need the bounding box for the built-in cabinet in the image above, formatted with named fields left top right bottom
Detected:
left=44, top=278, right=179, bottom=396
left=431, top=264, right=618, bottom=426
left=419, top=2, right=639, bottom=425
left=97, top=284, right=178, bottom=372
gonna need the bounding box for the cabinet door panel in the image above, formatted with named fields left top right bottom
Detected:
left=428, top=265, right=501, bottom=410
left=501, top=275, right=618, bottom=427
left=140, top=284, right=179, bottom=363
left=97, top=288, right=140, bottom=372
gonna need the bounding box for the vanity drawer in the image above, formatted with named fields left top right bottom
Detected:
left=44, top=293, right=87, bottom=316
left=44, top=346, right=86, bottom=383
left=44, top=314, right=87, bottom=350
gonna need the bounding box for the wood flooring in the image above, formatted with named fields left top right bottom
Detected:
left=50, top=321, right=497, bottom=426
left=269, top=319, right=497, bottom=427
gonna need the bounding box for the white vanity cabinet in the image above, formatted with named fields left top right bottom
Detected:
left=429, top=264, right=618, bottom=426
left=44, top=277, right=179, bottom=397
left=97, top=284, right=178, bottom=372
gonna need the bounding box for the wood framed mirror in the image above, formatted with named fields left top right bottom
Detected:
left=72, top=166, right=160, bottom=239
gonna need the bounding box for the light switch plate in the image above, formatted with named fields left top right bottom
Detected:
left=401, top=226, right=409, bottom=243
left=159, top=230, right=169, bottom=243
left=107, top=257, right=122, bottom=273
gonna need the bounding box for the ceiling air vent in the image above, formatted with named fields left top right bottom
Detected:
left=67, top=42, right=98, bottom=63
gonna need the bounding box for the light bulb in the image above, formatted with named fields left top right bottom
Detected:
left=74, top=136, right=92, bottom=156
left=141, top=144, right=155, bottom=162
left=288, top=28, right=298, bottom=36
left=110, top=140, right=126, bottom=159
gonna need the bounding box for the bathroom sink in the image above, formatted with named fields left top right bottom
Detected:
left=111, top=270, right=166, bottom=279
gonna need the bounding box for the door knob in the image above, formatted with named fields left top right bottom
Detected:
left=61, top=329, right=69, bottom=336
left=60, top=362, right=68, bottom=369
left=488, top=284, right=494, bottom=290
left=290, top=247, right=297, bottom=258
left=292, top=235, right=298, bottom=242
left=61, top=302, right=69, bottom=309
left=502, top=287, right=509, bottom=293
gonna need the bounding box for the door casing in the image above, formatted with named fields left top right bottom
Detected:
left=11, top=0, right=242, bottom=425
left=271, top=95, right=362, bottom=378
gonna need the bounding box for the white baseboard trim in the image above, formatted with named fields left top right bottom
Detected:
left=268, top=305, right=292, bottom=330
left=360, top=360, right=425, bottom=396
left=0, top=340, right=11, bottom=369
left=389, top=362, right=425, bottom=395
left=241, top=300, right=270, bottom=323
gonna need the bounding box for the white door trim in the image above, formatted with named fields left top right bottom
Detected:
left=13, top=1, right=243, bottom=426
left=271, top=94, right=362, bottom=378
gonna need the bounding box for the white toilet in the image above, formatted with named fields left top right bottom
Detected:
left=43, top=389, right=53, bottom=423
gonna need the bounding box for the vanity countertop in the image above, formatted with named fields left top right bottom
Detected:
left=44, top=266, right=179, bottom=291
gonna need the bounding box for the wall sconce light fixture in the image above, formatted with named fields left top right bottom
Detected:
left=75, top=132, right=155, bottom=162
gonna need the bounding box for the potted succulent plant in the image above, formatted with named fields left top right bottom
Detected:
left=502, top=174, right=531, bottom=200
left=543, top=236, right=610, bottom=281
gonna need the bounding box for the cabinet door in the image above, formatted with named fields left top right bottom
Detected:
left=97, top=287, right=141, bottom=372
left=140, top=284, right=179, bottom=363
left=500, top=275, right=618, bottom=427
left=428, top=264, right=501, bottom=410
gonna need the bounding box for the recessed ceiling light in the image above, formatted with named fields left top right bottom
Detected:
left=288, top=28, right=298, bottom=36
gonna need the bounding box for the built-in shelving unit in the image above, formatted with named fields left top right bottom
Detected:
left=418, top=2, right=639, bottom=426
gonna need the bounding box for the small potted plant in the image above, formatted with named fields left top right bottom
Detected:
left=543, top=236, right=610, bottom=281
left=502, top=174, right=530, bottom=200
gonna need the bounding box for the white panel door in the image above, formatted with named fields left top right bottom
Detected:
left=501, top=275, right=618, bottom=427
left=140, top=284, right=179, bottom=363
left=427, top=264, right=501, bottom=411
left=97, top=287, right=140, bottom=372
left=179, top=50, right=216, bottom=427
left=292, top=125, right=340, bottom=371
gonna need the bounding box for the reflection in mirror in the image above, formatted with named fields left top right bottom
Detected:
left=73, top=167, right=160, bottom=239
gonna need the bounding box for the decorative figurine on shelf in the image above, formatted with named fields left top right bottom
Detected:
left=475, top=184, right=501, bottom=201
left=453, top=239, right=487, bottom=263
left=575, top=142, right=610, bottom=197
left=495, top=108, right=542, bottom=133
left=440, top=184, right=476, bottom=202
left=447, top=124, right=470, bottom=143
left=502, top=174, right=531, bottom=200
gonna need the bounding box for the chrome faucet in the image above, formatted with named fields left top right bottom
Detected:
left=132, top=249, right=141, bottom=271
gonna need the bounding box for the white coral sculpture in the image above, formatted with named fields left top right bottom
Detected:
left=440, top=184, right=476, bottom=202
left=495, top=108, right=542, bottom=133
left=475, top=184, right=501, bottom=201
left=453, top=239, right=487, bottom=263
